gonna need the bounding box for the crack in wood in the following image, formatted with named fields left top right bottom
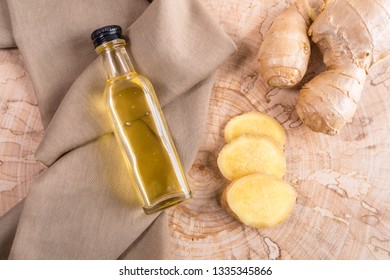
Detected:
left=263, top=236, right=281, bottom=260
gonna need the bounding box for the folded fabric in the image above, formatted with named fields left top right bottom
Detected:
left=0, top=0, right=236, bottom=259
left=0, top=0, right=15, bottom=48
left=0, top=201, right=23, bottom=259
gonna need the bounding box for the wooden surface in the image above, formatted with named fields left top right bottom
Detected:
left=1, top=0, right=390, bottom=259
left=0, top=49, right=46, bottom=216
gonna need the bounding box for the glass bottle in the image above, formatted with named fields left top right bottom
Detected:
left=91, top=25, right=191, bottom=214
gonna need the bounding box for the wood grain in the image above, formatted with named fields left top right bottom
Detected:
left=0, top=49, right=46, bottom=216
left=1, top=0, right=390, bottom=259
left=168, top=0, right=390, bottom=259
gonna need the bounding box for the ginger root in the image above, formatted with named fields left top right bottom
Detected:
left=224, top=112, right=286, bottom=146
left=258, top=0, right=390, bottom=135
left=296, top=0, right=390, bottom=135
left=257, top=0, right=314, bottom=88
left=221, top=173, right=297, bottom=228
left=217, top=135, right=286, bottom=180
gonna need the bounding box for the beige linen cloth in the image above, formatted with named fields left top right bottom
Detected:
left=0, top=0, right=236, bottom=259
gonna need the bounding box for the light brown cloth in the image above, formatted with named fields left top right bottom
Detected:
left=0, top=0, right=236, bottom=259
left=0, top=0, right=14, bottom=48
left=0, top=201, right=23, bottom=259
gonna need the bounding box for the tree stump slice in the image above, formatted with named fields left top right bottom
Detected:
left=0, top=49, right=46, bottom=216
left=169, top=0, right=390, bottom=259
left=1, top=0, right=390, bottom=259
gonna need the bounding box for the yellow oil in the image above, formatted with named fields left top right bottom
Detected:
left=104, top=74, right=191, bottom=214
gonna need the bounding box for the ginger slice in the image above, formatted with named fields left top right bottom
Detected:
left=217, top=135, right=286, bottom=180
left=224, top=112, right=286, bottom=145
left=222, top=173, right=297, bottom=228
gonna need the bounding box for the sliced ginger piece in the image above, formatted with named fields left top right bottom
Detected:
left=222, top=173, right=297, bottom=228
left=224, top=112, right=286, bottom=146
left=217, top=135, right=286, bottom=180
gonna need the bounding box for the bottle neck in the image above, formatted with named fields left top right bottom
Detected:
left=95, top=39, right=135, bottom=80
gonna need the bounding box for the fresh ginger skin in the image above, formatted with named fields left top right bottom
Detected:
left=257, top=0, right=314, bottom=88
left=258, top=0, right=390, bottom=135
left=296, top=0, right=390, bottom=135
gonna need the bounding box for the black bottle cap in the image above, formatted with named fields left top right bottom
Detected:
left=91, top=25, right=125, bottom=48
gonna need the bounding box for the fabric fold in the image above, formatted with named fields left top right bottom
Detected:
left=118, top=212, right=172, bottom=260
left=8, top=73, right=217, bottom=260
left=1, top=0, right=236, bottom=259
left=6, top=0, right=150, bottom=127
left=0, top=0, right=235, bottom=259
left=35, top=0, right=235, bottom=166
left=9, top=135, right=158, bottom=259
left=0, top=0, right=15, bottom=48
left=0, top=201, right=23, bottom=259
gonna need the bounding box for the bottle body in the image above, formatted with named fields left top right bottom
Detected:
left=104, top=73, right=191, bottom=214
left=92, top=32, right=192, bottom=214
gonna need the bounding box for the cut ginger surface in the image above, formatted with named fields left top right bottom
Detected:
left=224, top=111, right=286, bottom=146
left=217, top=135, right=286, bottom=180
left=222, top=173, right=297, bottom=228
